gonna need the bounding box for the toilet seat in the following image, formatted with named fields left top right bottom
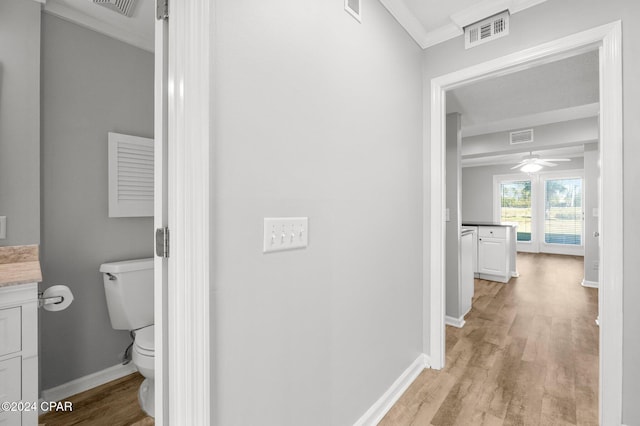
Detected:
left=132, top=325, right=154, bottom=381
left=134, top=325, right=154, bottom=357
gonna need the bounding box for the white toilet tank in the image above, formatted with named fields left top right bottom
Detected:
left=100, top=258, right=154, bottom=330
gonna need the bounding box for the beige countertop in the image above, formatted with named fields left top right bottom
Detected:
left=0, top=245, right=42, bottom=287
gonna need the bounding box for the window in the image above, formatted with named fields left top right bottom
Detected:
left=498, top=180, right=532, bottom=242
left=543, top=177, right=583, bottom=245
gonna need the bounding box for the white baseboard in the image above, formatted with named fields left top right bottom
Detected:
left=353, top=354, right=429, bottom=426
left=41, top=363, right=137, bottom=403
left=445, top=315, right=466, bottom=328
left=581, top=279, right=599, bottom=288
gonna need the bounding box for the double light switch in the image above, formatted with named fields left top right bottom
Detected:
left=263, top=217, right=308, bottom=253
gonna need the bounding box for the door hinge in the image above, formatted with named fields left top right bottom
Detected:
left=156, top=0, right=168, bottom=20
left=156, top=227, right=170, bottom=258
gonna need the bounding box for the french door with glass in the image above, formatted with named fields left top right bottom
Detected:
left=495, top=171, right=584, bottom=255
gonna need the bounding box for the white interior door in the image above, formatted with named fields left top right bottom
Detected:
left=153, top=4, right=169, bottom=424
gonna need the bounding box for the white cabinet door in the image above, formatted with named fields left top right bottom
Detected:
left=0, top=307, right=21, bottom=357
left=0, top=357, right=21, bottom=426
left=478, top=237, right=507, bottom=276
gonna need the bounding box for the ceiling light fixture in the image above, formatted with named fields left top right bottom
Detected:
left=520, top=163, right=543, bottom=173
left=512, top=151, right=571, bottom=173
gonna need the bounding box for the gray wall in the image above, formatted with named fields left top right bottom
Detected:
left=446, top=114, right=462, bottom=319
left=423, top=1, right=640, bottom=422
left=213, top=0, right=423, bottom=424
left=461, top=158, right=585, bottom=223
left=0, top=0, right=40, bottom=246
left=40, top=14, right=154, bottom=390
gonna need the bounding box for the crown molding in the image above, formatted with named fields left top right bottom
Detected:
left=382, top=0, right=549, bottom=50
left=422, top=23, right=463, bottom=49
left=378, top=0, right=430, bottom=48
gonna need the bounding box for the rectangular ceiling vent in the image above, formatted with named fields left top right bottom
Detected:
left=93, top=0, right=137, bottom=17
left=345, top=0, right=361, bottom=22
left=510, top=129, right=534, bottom=145
left=464, top=10, right=510, bottom=49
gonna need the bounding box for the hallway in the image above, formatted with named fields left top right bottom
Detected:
left=380, top=253, right=599, bottom=425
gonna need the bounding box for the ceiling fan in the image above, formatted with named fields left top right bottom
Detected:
left=511, top=152, right=571, bottom=173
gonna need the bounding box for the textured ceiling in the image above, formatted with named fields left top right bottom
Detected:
left=447, top=50, right=599, bottom=131
left=402, top=0, right=480, bottom=30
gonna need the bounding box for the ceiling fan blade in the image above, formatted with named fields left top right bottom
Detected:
left=537, top=160, right=558, bottom=167
left=511, top=163, right=525, bottom=170
left=540, top=158, right=571, bottom=162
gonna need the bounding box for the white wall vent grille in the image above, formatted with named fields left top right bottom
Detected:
left=108, top=132, right=154, bottom=217
left=464, top=11, right=510, bottom=49
left=93, top=0, right=137, bottom=17
left=509, top=129, right=534, bottom=145
left=345, top=0, right=361, bottom=22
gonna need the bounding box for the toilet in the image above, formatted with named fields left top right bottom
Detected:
left=99, top=258, right=155, bottom=417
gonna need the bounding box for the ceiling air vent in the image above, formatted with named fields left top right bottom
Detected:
left=464, top=11, right=510, bottom=49
left=93, top=0, right=137, bottom=17
left=510, top=129, right=534, bottom=145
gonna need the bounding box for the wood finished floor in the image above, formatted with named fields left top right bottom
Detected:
left=39, top=373, right=153, bottom=426
left=380, top=253, right=599, bottom=426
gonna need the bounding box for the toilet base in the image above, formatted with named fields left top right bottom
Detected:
left=138, top=378, right=155, bottom=418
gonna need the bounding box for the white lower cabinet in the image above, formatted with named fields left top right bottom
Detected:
left=0, top=357, right=21, bottom=426
left=476, top=226, right=515, bottom=283
left=478, top=238, right=508, bottom=276
left=0, top=284, right=38, bottom=426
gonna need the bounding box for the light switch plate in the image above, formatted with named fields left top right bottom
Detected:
left=263, top=217, right=308, bottom=253
left=0, top=216, right=5, bottom=239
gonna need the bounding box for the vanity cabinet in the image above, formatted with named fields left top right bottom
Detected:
left=0, top=283, right=38, bottom=426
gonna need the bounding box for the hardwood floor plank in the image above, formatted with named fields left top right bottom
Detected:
left=379, top=253, right=598, bottom=426
left=39, top=373, right=153, bottom=426
left=574, top=353, right=598, bottom=426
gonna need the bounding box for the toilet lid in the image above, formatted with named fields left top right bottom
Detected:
left=135, top=325, right=154, bottom=352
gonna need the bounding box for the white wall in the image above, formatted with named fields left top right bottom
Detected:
left=0, top=0, right=40, bottom=246
left=423, top=1, right=640, bottom=422
left=213, top=0, right=423, bottom=424
left=40, top=14, right=154, bottom=390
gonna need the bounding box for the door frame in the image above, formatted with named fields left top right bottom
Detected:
left=426, top=21, right=623, bottom=424
left=154, top=1, right=213, bottom=424
left=153, top=7, right=169, bottom=424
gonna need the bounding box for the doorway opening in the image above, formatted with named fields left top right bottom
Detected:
left=426, top=22, right=623, bottom=425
